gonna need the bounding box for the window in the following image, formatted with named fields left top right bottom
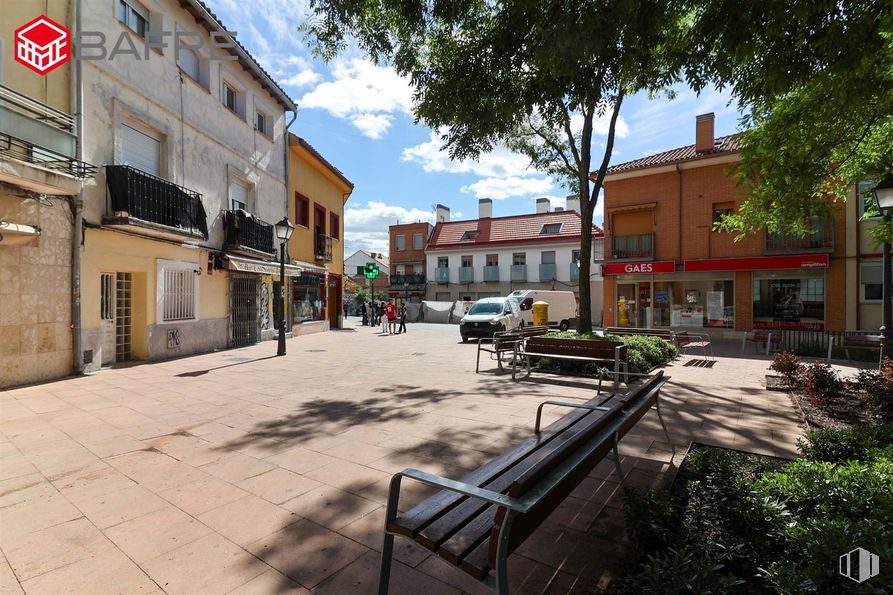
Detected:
left=120, top=122, right=161, bottom=177
left=859, top=180, right=881, bottom=218
left=437, top=257, right=449, bottom=268
left=356, top=266, right=365, bottom=276
left=413, top=233, right=424, bottom=250
left=178, top=47, right=200, bottom=82
left=395, top=235, right=406, bottom=251
left=861, top=262, right=883, bottom=302
left=460, top=230, right=480, bottom=240
left=118, top=0, right=148, bottom=37
left=513, top=253, right=526, bottom=266
left=414, top=264, right=424, bottom=274
left=329, top=213, right=340, bottom=240
left=752, top=271, right=825, bottom=331
left=100, top=273, right=114, bottom=320
left=314, top=205, right=326, bottom=237
left=486, top=254, right=498, bottom=266
left=295, top=193, right=310, bottom=227
left=461, top=255, right=473, bottom=267
left=541, top=251, right=556, bottom=264
left=222, top=81, right=244, bottom=118
left=540, top=223, right=562, bottom=234
left=255, top=110, right=271, bottom=138
left=571, top=249, right=581, bottom=263
left=229, top=178, right=249, bottom=211
left=712, top=201, right=734, bottom=226
left=162, top=268, right=197, bottom=321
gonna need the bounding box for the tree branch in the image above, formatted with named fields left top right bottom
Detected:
left=527, top=116, right=577, bottom=176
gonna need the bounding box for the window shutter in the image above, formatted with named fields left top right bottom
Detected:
left=120, top=124, right=161, bottom=177
left=229, top=179, right=249, bottom=210
left=178, top=48, right=200, bottom=81
left=861, top=263, right=883, bottom=285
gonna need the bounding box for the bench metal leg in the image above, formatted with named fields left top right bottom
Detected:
left=655, top=396, right=674, bottom=455
left=494, top=511, right=516, bottom=595
left=611, top=434, right=625, bottom=487
left=475, top=341, right=482, bottom=373
left=827, top=336, right=834, bottom=362
left=379, top=474, right=403, bottom=595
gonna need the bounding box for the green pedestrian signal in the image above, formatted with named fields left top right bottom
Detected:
left=363, top=263, right=380, bottom=279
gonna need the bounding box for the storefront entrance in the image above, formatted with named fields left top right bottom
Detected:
left=613, top=273, right=735, bottom=329
left=230, top=274, right=260, bottom=347
left=616, top=282, right=650, bottom=327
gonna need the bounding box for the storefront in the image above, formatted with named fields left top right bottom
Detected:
left=292, top=273, right=326, bottom=324
left=604, top=255, right=830, bottom=331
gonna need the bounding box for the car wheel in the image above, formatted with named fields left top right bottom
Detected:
left=461, top=335, right=468, bottom=343
left=559, top=320, right=570, bottom=331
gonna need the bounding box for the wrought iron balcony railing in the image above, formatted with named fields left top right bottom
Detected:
left=315, top=233, right=333, bottom=262
left=389, top=273, right=426, bottom=286
left=223, top=209, right=275, bottom=255
left=765, top=220, right=835, bottom=254
left=611, top=232, right=654, bottom=260
left=104, top=165, right=207, bottom=238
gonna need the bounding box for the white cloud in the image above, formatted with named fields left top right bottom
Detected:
left=569, top=112, right=630, bottom=139
left=344, top=200, right=436, bottom=255
left=281, top=69, right=321, bottom=88
left=350, top=113, right=393, bottom=139
left=299, top=59, right=413, bottom=139
left=402, top=130, right=535, bottom=178
left=460, top=176, right=554, bottom=200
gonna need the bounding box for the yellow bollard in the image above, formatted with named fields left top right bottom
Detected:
left=618, top=296, right=629, bottom=325
left=532, top=301, right=549, bottom=327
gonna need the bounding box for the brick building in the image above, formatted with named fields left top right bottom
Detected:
left=601, top=113, right=846, bottom=334
left=386, top=221, right=433, bottom=305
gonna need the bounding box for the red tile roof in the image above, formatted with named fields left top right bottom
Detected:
left=604, top=133, right=742, bottom=175
left=428, top=210, right=602, bottom=250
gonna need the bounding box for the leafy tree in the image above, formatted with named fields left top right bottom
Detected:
left=680, top=1, right=893, bottom=242
left=304, top=0, right=683, bottom=332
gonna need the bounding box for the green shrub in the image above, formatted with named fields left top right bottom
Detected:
left=769, top=351, right=803, bottom=384
left=800, top=363, right=843, bottom=405
left=541, top=332, right=675, bottom=375
left=797, top=424, right=893, bottom=463
left=622, top=487, right=682, bottom=557
left=619, top=544, right=745, bottom=594
left=852, top=358, right=893, bottom=421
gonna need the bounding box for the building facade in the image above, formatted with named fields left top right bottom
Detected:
left=344, top=249, right=390, bottom=299
left=426, top=199, right=605, bottom=323
left=1, top=3, right=97, bottom=387
left=287, top=133, right=353, bottom=334
left=77, top=0, right=296, bottom=370
left=386, top=221, right=432, bottom=305
left=601, top=113, right=849, bottom=334
left=845, top=181, right=886, bottom=333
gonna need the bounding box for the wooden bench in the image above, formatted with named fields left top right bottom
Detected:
left=827, top=334, right=885, bottom=367
left=605, top=326, right=676, bottom=343
left=741, top=330, right=782, bottom=355
left=511, top=336, right=628, bottom=393
left=674, top=331, right=714, bottom=361
left=378, top=372, right=671, bottom=594
left=475, top=326, right=549, bottom=373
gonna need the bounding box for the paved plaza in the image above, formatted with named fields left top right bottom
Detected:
left=1, top=322, right=813, bottom=594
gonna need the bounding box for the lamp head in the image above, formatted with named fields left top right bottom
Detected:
left=872, top=173, right=893, bottom=214
left=275, top=217, right=295, bottom=241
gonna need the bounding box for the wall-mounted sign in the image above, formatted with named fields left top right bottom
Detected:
left=602, top=260, right=676, bottom=275
left=684, top=254, right=829, bottom=273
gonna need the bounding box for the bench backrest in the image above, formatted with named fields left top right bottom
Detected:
left=525, top=336, right=627, bottom=361
left=606, top=327, right=675, bottom=341
left=489, top=372, right=667, bottom=564
left=493, top=326, right=549, bottom=348
left=843, top=335, right=882, bottom=348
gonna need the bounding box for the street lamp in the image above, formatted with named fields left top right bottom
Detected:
left=274, top=217, right=295, bottom=356
left=871, top=173, right=893, bottom=362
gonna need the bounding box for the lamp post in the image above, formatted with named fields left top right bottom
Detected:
left=274, top=217, right=295, bottom=356
left=871, top=173, right=893, bottom=362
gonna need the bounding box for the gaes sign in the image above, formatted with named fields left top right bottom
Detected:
left=602, top=261, right=676, bottom=275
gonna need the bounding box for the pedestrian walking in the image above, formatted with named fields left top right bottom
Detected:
left=364, top=301, right=372, bottom=326
left=385, top=299, right=397, bottom=334
left=380, top=304, right=389, bottom=334
left=397, top=304, right=407, bottom=334
left=361, top=301, right=368, bottom=325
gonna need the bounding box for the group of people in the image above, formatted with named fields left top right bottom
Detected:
left=358, top=299, right=408, bottom=335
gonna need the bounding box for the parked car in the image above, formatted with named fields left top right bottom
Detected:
left=507, top=290, right=578, bottom=331
left=459, top=297, right=522, bottom=342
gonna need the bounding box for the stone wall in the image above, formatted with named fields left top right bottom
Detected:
left=0, top=193, right=73, bottom=388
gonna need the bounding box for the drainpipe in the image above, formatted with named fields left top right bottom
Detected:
left=676, top=164, right=682, bottom=264
left=282, top=110, right=297, bottom=328
left=71, top=0, right=85, bottom=374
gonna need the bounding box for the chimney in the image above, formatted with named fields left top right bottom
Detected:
left=478, top=198, right=493, bottom=219
left=535, top=197, right=550, bottom=214
left=565, top=194, right=581, bottom=214
left=695, top=112, right=715, bottom=153
left=435, top=204, right=450, bottom=223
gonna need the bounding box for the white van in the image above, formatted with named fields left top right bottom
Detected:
left=507, top=290, right=578, bottom=331
left=459, top=297, right=523, bottom=342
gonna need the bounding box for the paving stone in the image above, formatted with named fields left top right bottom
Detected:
left=281, top=485, right=380, bottom=532
left=3, top=517, right=108, bottom=581
left=198, top=451, right=275, bottom=483
left=103, top=506, right=213, bottom=563
left=157, top=475, right=249, bottom=516
left=197, top=494, right=300, bottom=547
left=236, top=468, right=322, bottom=505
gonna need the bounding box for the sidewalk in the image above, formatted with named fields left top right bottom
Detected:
left=1, top=322, right=814, bottom=594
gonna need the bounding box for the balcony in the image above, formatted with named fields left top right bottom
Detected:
left=103, top=165, right=207, bottom=240
left=389, top=273, right=426, bottom=286
left=0, top=84, right=96, bottom=179
left=511, top=265, right=527, bottom=282
left=539, top=263, right=556, bottom=281
left=483, top=265, right=500, bottom=282
left=459, top=267, right=474, bottom=283
left=611, top=232, right=654, bottom=260
left=765, top=220, right=835, bottom=254
left=223, top=210, right=275, bottom=257
left=435, top=267, right=450, bottom=283
left=570, top=262, right=580, bottom=281
left=315, top=233, right=333, bottom=262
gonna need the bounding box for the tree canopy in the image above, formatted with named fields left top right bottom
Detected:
left=305, top=0, right=684, bottom=332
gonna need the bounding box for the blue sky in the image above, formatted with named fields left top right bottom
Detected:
left=206, top=0, right=743, bottom=255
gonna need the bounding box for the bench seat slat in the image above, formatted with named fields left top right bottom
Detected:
left=436, top=505, right=498, bottom=566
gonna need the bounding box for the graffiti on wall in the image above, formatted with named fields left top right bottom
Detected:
left=259, top=282, right=272, bottom=330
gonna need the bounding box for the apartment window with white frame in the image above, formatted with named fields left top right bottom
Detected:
left=229, top=178, right=250, bottom=211
left=541, top=251, right=556, bottom=264
left=861, top=262, right=883, bottom=302
left=255, top=110, right=272, bottom=138
left=461, top=255, right=473, bottom=267
left=437, top=256, right=448, bottom=268
left=118, top=0, right=149, bottom=37
left=513, top=253, right=526, bottom=266
left=222, top=81, right=244, bottom=118
left=395, top=235, right=406, bottom=251
left=486, top=254, right=498, bottom=266
left=161, top=264, right=198, bottom=321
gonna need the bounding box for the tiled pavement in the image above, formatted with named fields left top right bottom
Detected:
left=0, top=321, right=826, bottom=594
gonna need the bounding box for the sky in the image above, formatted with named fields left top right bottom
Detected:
left=206, top=0, right=744, bottom=256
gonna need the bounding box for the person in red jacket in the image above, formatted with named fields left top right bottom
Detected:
left=384, top=299, right=397, bottom=334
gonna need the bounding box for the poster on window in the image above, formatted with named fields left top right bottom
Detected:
left=706, top=291, right=724, bottom=322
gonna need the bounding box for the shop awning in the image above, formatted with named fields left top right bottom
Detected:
left=684, top=254, right=829, bottom=273
left=226, top=255, right=327, bottom=277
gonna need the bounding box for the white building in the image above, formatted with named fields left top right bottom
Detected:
left=426, top=198, right=605, bottom=324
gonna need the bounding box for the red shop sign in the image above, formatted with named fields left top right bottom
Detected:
left=684, top=254, right=829, bottom=273
left=602, top=260, right=676, bottom=275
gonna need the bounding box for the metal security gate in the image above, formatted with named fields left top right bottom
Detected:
left=231, top=275, right=260, bottom=347
left=115, top=273, right=132, bottom=361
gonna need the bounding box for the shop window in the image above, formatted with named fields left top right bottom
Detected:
left=752, top=272, right=825, bottom=331
left=712, top=202, right=734, bottom=226
left=861, top=263, right=883, bottom=302
left=295, top=193, right=309, bottom=227
left=292, top=275, right=324, bottom=323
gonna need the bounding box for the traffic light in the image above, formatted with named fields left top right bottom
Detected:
left=363, top=263, right=380, bottom=279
